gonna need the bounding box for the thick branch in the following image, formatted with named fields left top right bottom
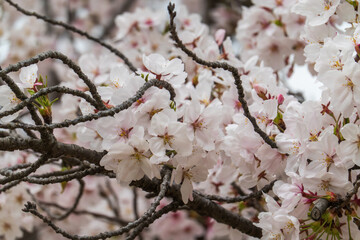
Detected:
left=196, top=180, right=276, bottom=203
left=0, top=137, right=105, bottom=164
left=131, top=176, right=263, bottom=238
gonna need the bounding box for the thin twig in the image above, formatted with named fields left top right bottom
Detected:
left=0, top=79, right=175, bottom=131
left=36, top=201, right=128, bottom=225
left=4, top=0, right=137, bottom=73
left=106, top=179, right=121, bottom=218
left=0, top=153, right=50, bottom=185
left=195, top=180, right=276, bottom=203
left=0, top=85, right=98, bottom=119
left=22, top=169, right=172, bottom=240
left=1, top=51, right=106, bottom=111
left=132, top=187, right=140, bottom=220
left=99, top=183, right=120, bottom=219
left=125, top=202, right=181, bottom=240
left=31, top=179, right=85, bottom=221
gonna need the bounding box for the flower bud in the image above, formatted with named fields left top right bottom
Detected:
left=215, top=29, right=226, bottom=46
left=277, top=94, right=284, bottom=105
left=355, top=44, right=360, bottom=56
left=253, top=84, right=267, bottom=100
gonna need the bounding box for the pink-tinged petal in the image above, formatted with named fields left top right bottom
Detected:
left=166, top=58, right=184, bottom=75
left=152, top=165, right=161, bottom=179
left=263, top=99, right=278, bottom=119
left=99, top=154, right=117, bottom=171
left=215, top=29, right=226, bottom=46
left=79, top=54, right=98, bottom=78
left=333, top=87, right=353, bottom=118
left=190, top=166, right=208, bottom=182
left=263, top=193, right=280, bottom=213
left=167, top=122, right=183, bottom=136
left=149, top=138, right=166, bottom=157
left=173, top=167, right=183, bottom=185
left=321, top=130, right=338, bottom=154
left=108, top=142, right=134, bottom=157
left=337, top=141, right=358, bottom=164
left=184, top=100, right=201, bottom=123
left=149, top=112, right=169, bottom=136
left=139, top=158, right=153, bottom=178
left=173, top=134, right=193, bottom=157
left=353, top=148, right=360, bottom=166
left=180, top=177, right=193, bottom=204
left=150, top=155, right=169, bottom=165
left=143, top=54, right=166, bottom=74
left=116, top=159, right=143, bottom=183
left=19, top=64, right=38, bottom=88
left=110, top=65, right=131, bottom=88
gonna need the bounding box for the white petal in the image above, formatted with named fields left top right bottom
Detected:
left=341, top=124, right=359, bottom=142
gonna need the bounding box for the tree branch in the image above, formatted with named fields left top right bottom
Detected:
left=0, top=79, right=175, bottom=131
left=4, top=0, right=137, bottom=73
left=131, top=174, right=263, bottom=238
left=1, top=51, right=106, bottom=111
left=195, top=180, right=276, bottom=203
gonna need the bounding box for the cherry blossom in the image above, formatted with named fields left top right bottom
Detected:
left=292, top=0, right=340, bottom=26
left=18, top=64, right=38, bottom=89
left=142, top=53, right=186, bottom=85
left=4, top=0, right=360, bottom=239
left=0, top=85, right=22, bottom=122
left=337, top=123, right=360, bottom=166
left=148, top=109, right=192, bottom=164
left=100, top=134, right=159, bottom=183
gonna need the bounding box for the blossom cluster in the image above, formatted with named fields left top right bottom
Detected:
left=1, top=0, right=360, bottom=240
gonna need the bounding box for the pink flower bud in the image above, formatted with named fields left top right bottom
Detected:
left=277, top=94, right=284, bottom=105
left=355, top=44, right=360, bottom=57
left=253, top=84, right=266, bottom=94
left=215, top=29, right=226, bottom=46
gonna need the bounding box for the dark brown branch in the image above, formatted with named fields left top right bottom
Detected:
left=196, top=180, right=276, bottom=203
left=0, top=79, right=175, bottom=131
left=0, top=137, right=105, bottom=164
left=132, top=187, right=140, bottom=220
left=131, top=175, right=263, bottom=238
